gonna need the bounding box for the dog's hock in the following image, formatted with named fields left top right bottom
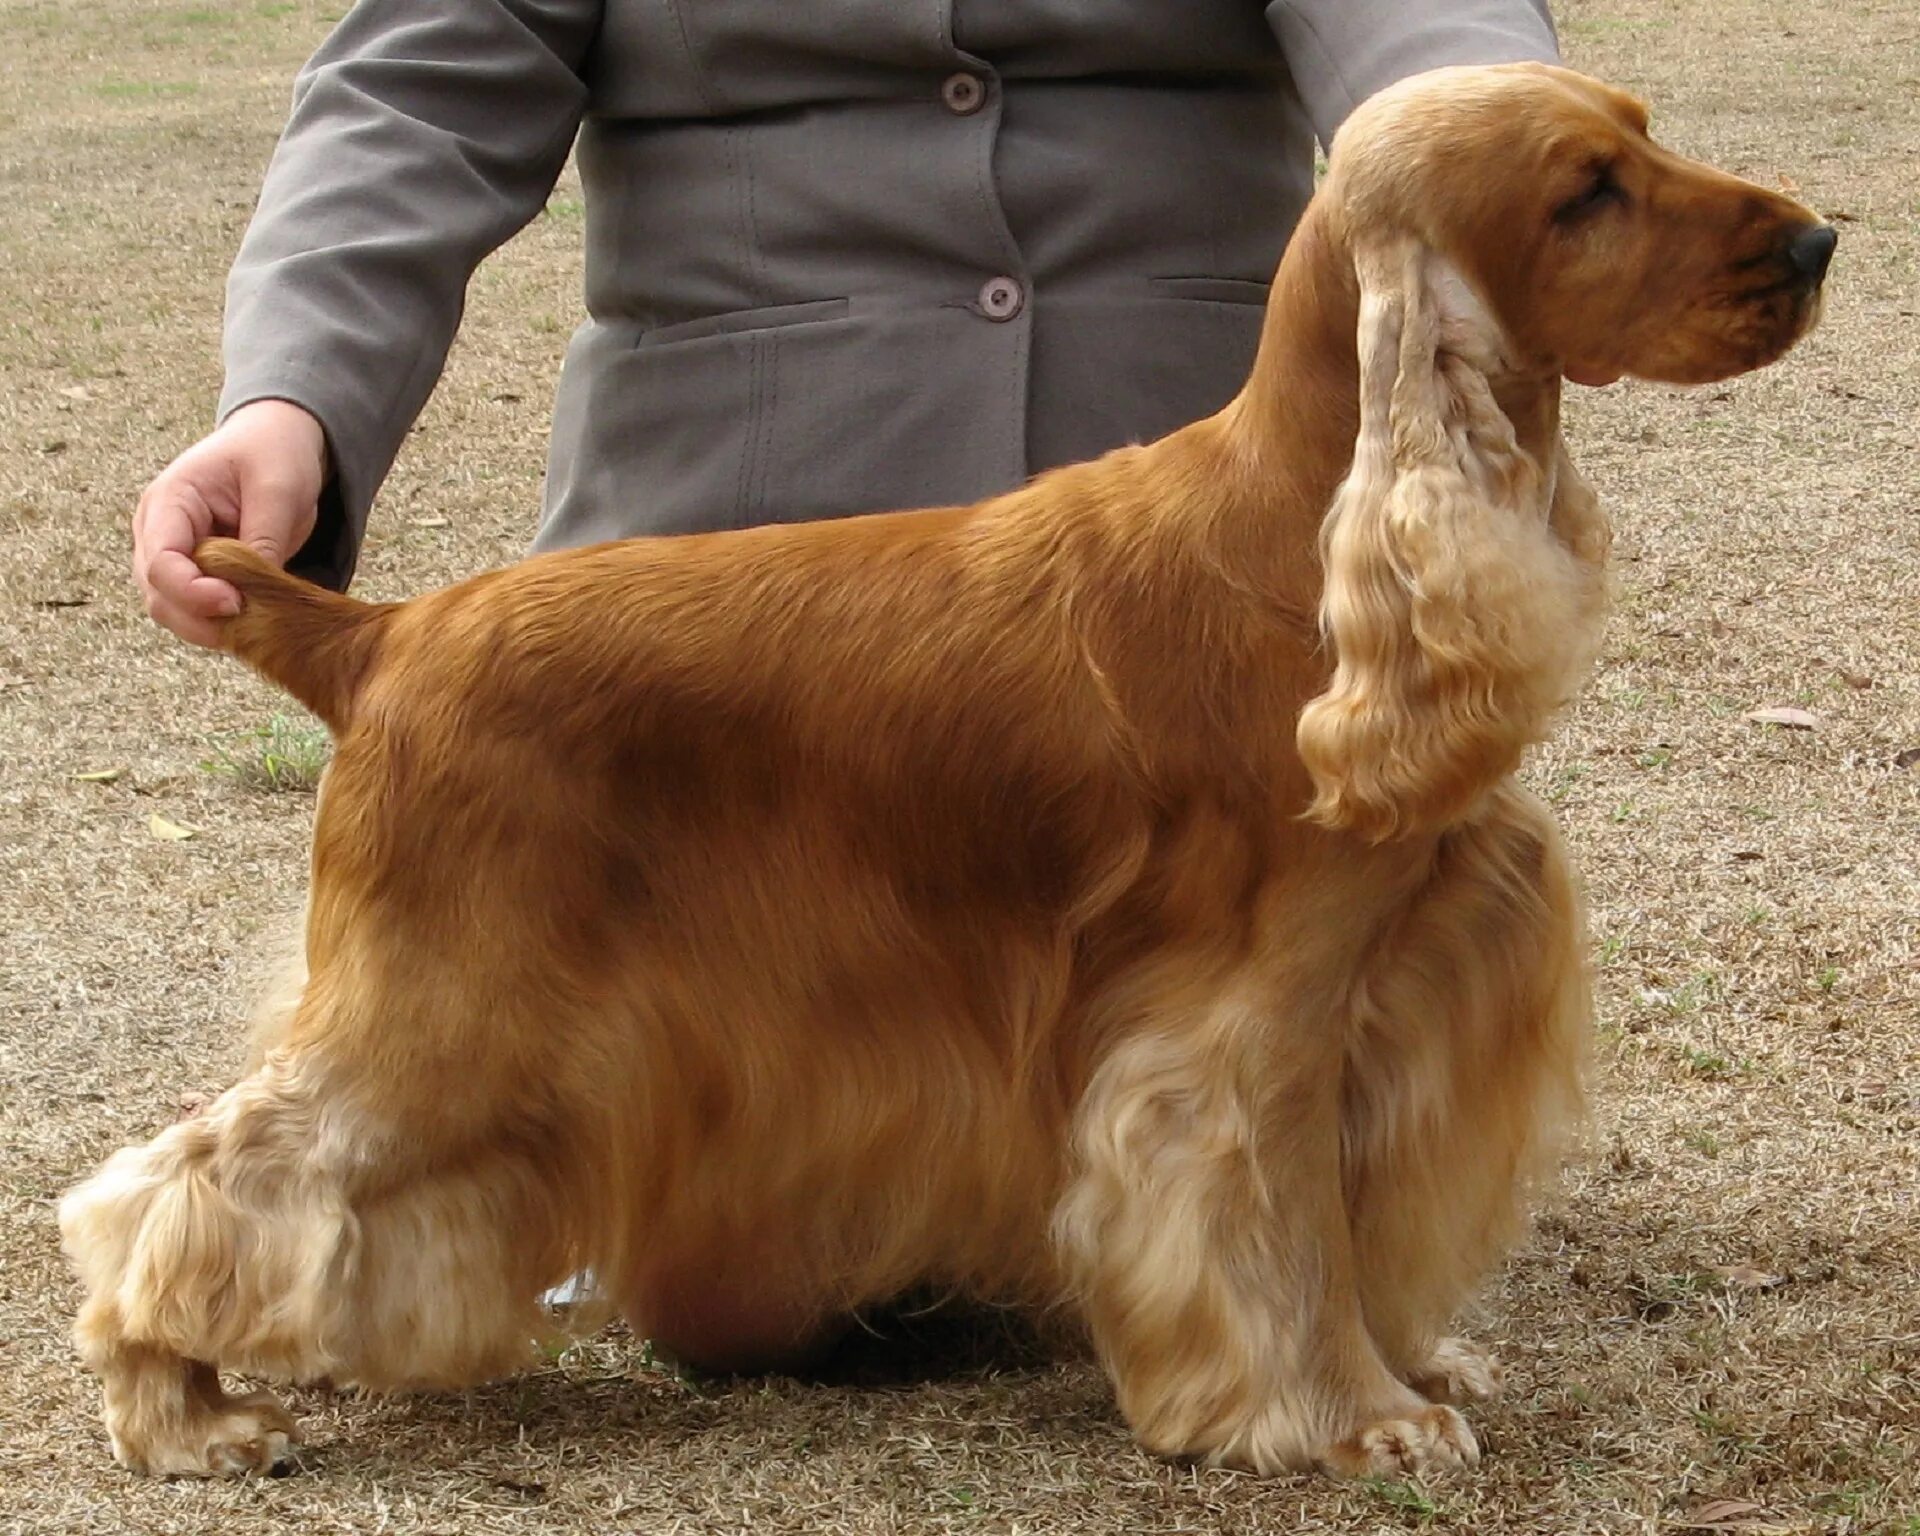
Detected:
left=1297, top=238, right=1596, bottom=841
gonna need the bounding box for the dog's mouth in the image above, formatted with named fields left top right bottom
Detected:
left=1734, top=277, right=1827, bottom=371
left=1565, top=277, right=1827, bottom=390
left=1566, top=217, right=1833, bottom=389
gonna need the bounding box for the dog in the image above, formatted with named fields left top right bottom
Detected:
left=61, top=63, right=1831, bottom=1479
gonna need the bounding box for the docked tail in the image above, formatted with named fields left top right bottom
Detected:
left=194, top=538, right=395, bottom=734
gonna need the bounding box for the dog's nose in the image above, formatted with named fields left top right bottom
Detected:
left=1786, top=223, right=1837, bottom=283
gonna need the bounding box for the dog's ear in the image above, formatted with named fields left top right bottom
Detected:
left=1296, top=240, right=1603, bottom=841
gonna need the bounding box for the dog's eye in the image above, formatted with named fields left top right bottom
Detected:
left=1553, top=165, right=1624, bottom=225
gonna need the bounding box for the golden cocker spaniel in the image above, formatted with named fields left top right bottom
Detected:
left=62, top=63, right=1832, bottom=1479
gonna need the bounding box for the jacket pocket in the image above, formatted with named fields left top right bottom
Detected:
left=637, top=297, right=851, bottom=347
left=1147, top=276, right=1271, bottom=306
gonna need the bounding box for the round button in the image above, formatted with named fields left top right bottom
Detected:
left=978, top=276, right=1024, bottom=321
left=941, top=71, right=987, bottom=115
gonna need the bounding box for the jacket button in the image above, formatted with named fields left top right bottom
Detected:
left=978, top=276, right=1024, bottom=321
left=941, top=71, right=987, bottom=115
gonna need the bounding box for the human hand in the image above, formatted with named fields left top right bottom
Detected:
left=132, top=399, right=328, bottom=647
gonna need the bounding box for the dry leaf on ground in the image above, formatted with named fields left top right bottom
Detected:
left=1744, top=706, right=1821, bottom=729
left=1713, top=1264, right=1788, bottom=1290
left=1675, top=1499, right=1783, bottom=1531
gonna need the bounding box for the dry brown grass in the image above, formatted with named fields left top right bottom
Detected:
left=2, top=0, right=1916, bottom=1531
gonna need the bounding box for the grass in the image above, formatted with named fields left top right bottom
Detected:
left=1360, top=1476, right=1446, bottom=1524
left=92, top=80, right=202, bottom=99
left=200, top=712, right=331, bottom=793
left=0, top=0, right=1917, bottom=1532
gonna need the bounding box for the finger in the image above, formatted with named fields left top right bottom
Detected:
left=148, top=549, right=241, bottom=620
left=235, top=477, right=320, bottom=568
left=142, top=588, right=228, bottom=651
left=138, top=491, right=220, bottom=591
left=130, top=483, right=171, bottom=587
left=138, top=484, right=217, bottom=560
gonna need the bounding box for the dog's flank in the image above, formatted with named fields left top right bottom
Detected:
left=62, top=63, right=1830, bottom=1481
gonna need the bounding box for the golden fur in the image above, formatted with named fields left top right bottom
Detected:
left=61, top=64, right=1829, bottom=1479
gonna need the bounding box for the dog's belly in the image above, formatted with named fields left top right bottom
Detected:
left=620, top=1257, right=849, bottom=1375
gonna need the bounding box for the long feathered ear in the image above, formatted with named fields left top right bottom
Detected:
left=1296, top=240, right=1606, bottom=842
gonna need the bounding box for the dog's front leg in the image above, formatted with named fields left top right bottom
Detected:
left=1052, top=998, right=1477, bottom=1478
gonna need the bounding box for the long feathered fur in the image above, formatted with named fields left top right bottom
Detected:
left=1297, top=240, right=1607, bottom=841
left=59, top=62, right=1827, bottom=1483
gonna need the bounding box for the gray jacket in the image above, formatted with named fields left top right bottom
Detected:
left=218, top=0, right=1557, bottom=590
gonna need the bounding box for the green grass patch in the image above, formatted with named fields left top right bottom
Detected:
left=1682, top=1128, right=1723, bottom=1157
left=1360, top=1477, right=1444, bottom=1525
left=94, top=80, right=201, bottom=99
left=200, top=712, right=330, bottom=793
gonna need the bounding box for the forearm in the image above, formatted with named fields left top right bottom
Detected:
left=1266, top=0, right=1559, bottom=145
left=220, top=0, right=601, bottom=588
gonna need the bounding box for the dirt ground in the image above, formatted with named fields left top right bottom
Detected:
left=1, top=0, right=1915, bottom=1531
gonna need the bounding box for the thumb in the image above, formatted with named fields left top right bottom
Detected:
left=234, top=473, right=321, bottom=571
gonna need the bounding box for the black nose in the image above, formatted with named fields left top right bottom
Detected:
left=1786, top=223, right=1838, bottom=283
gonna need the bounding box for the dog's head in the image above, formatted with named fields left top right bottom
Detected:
left=1295, top=65, right=1830, bottom=843
left=1325, top=61, right=1831, bottom=388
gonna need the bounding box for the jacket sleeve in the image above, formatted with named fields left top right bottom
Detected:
left=217, top=0, right=602, bottom=590
left=1265, top=0, right=1560, bottom=148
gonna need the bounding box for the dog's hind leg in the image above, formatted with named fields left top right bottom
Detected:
left=1052, top=980, right=1478, bottom=1478
left=59, top=1038, right=579, bottom=1476
left=1341, top=784, right=1588, bottom=1401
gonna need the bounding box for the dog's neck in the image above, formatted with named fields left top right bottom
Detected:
left=1207, top=195, right=1565, bottom=600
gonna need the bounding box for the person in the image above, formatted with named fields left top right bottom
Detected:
left=131, top=0, right=1559, bottom=644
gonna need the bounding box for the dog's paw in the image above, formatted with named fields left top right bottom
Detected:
left=1315, top=1403, right=1479, bottom=1478
left=1408, top=1335, right=1503, bottom=1405
left=109, top=1388, right=297, bottom=1478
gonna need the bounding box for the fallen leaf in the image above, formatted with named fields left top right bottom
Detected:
left=72, top=767, right=127, bottom=784
left=1837, top=669, right=1873, bottom=689
left=39, top=438, right=68, bottom=455
left=1678, top=1499, right=1777, bottom=1531
left=1744, top=706, right=1819, bottom=730
left=489, top=391, right=523, bottom=404
left=1777, top=172, right=1802, bottom=194
left=1826, top=208, right=1859, bottom=222
left=410, top=514, right=450, bottom=528
left=1892, top=746, right=1920, bottom=770
left=56, top=384, right=93, bottom=402
left=39, top=594, right=91, bottom=609
left=1714, top=1264, right=1787, bottom=1290
left=1730, top=849, right=1763, bottom=861
left=147, top=813, right=200, bottom=841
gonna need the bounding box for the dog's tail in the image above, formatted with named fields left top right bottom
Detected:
left=194, top=538, right=396, bottom=734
